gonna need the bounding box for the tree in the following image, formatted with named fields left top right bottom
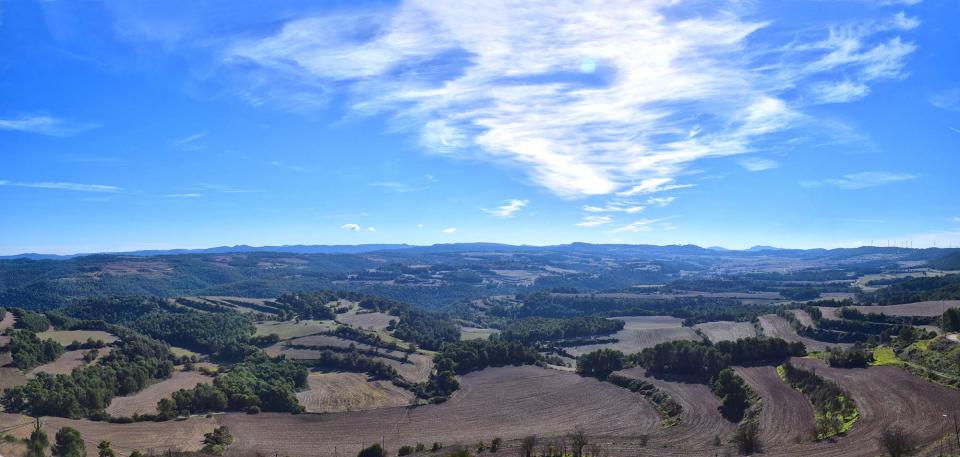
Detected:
left=97, top=440, right=116, bottom=457
left=26, top=421, right=49, bottom=457
left=733, top=421, right=761, bottom=455
left=879, top=426, right=917, bottom=457
left=568, top=428, right=588, bottom=457
left=520, top=436, right=537, bottom=457
left=130, top=452, right=145, bottom=457
left=52, top=427, right=85, bottom=457
left=490, top=438, right=502, bottom=453
left=942, top=308, right=960, bottom=333
left=202, top=426, right=234, bottom=456
left=575, top=349, right=624, bottom=379
left=358, top=443, right=386, bottom=457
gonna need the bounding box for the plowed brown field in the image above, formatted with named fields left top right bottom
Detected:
left=734, top=365, right=816, bottom=445
left=757, top=314, right=849, bottom=352
left=296, top=372, right=414, bottom=413
left=0, top=413, right=217, bottom=457
left=0, top=312, right=14, bottom=332
left=106, top=371, right=212, bottom=417
left=693, top=321, right=757, bottom=342
left=219, top=365, right=661, bottom=457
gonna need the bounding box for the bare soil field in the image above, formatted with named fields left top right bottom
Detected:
left=28, top=349, right=90, bottom=377
left=337, top=311, right=395, bottom=331
left=0, top=363, right=27, bottom=392
left=757, top=314, right=849, bottom=352
left=556, top=291, right=783, bottom=302
left=283, top=334, right=376, bottom=351
left=219, top=365, right=662, bottom=457
left=0, top=311, right=14, bottom=332
left=0, top=335, right=9, bottom=347
left=459, top=326, right=500, bottom=341
left=850, top=301, right=960, bottom=317
left=734, top=365, right=816, bottom=445
left=263, top=345, right=433, bottom=384
left=764, top=358, right=960, bottom=456
left=254, top=319, right=335, bottom=339
left=566, top=326, right=699, bottom=357
left=790, top=309, right=816, bottom=328
left=106, top=371, right=212, bottom=417
left=296, top=372, right=414, bottom=413
left=37, top=330, right=118, bottom=346
left=0, top=413, right=217, bottom=457
left=693, top=321, right=757, bottom=342
left=614, top=367, right=737, bottom=453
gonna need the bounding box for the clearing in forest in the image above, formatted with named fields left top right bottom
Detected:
left=296, top=372, right=415, bottom=413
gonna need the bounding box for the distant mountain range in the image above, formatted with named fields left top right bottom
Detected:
left=0, top=242, right=947, bottom=261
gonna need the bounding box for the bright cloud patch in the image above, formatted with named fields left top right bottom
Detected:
left=0, top=181, right=121, bottom=193
left=341, top=223, right=361, bottom=231
left=227, top=0, right=918, bottom=198
left=576, top=216, right=612, bottom=227
left=738, top=157, right=781, bottom=172
left=802, top=171, right=916, bottom=189
left=0, top=115, right=98, bottom=137
left=483, top=199, right=529, bottom=218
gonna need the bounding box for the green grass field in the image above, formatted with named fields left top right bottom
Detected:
left=870, top=347, right=902, bottom=366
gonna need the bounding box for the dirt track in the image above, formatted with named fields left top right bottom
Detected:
left=220, top=365, right=661, bottom=457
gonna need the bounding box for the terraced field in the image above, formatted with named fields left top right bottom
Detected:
left=296, top=372, right=415, bottom=413
left=220, top=365, right=661, bottom=457
left=263, top=345, right=433, bottom=384
left=693, top=321, right=757, bottom=342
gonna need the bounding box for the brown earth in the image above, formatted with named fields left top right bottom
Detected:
left=219, top=365, right=662, bottom=457
left=756, top=358, right=960, bottom=456
left=28, top=350, right=90, bottom=377
left=0, top=311, right=14, bottom=332
left=613, top=367, right=738, bottom=455
left=790, top=309, right=816, bottom=328
left=0, top=413, right=216, bottom=457
left=693, top=321, right=757, bottom=342
left=734, top=365, right=816, bottom=445
left=105, top=370, right=212, bottom=417
left=337, top=311, right=395, bottom=331
left=296, top=372, right=415, bottom=413
left=566, top=316, right=698, bottom=357
left=757, top=314, right=849, bottom=352
left=263, top=345, right=433, bottom=384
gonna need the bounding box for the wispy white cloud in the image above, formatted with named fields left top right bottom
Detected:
left=0, top=180, right=121, bottom=193
left=645, top=196, right=677, bottom=207
left=224, top=1, right=918, bottom=198
left=611, top=219, right=664, bottom=233
left=802, top=171, right=916, bottom=189
left=483, top=199, right=529, bottom=218
left=950, top=127, right=960, bottom=135
left=809, top=81, right=870, bottom=104
left=170, top=131, right=207, bottom=150
left=367, top=226, right=376, bottom=232
left=930, top=89, right=960, bottom=112
left=738, top=157, right=781, bottom=172
left=617, top=178, right=694, bottom=196
left=583, top=203, right=645, bottom=214
left=369, top=181, right=428, bottom=193
left=341, top=223, right=361, bottom=231
left=442, top=227, right=457, bottom=234
left=165, top=193, right=202, bottom=198
left=949, top=217, right=960, bottom=223
left=575, top=215, right=612, bottom=227
left=0, top=115, right=98, bottom=137
left=270, top=161, right=308, bottom=172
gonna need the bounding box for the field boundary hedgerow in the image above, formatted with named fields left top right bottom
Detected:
left=777, top=362, right=859, bottom=441
left=606, top=373, right=682, bottom=427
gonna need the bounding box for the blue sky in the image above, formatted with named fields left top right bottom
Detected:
left=1, top=0, right=958, bottom=255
